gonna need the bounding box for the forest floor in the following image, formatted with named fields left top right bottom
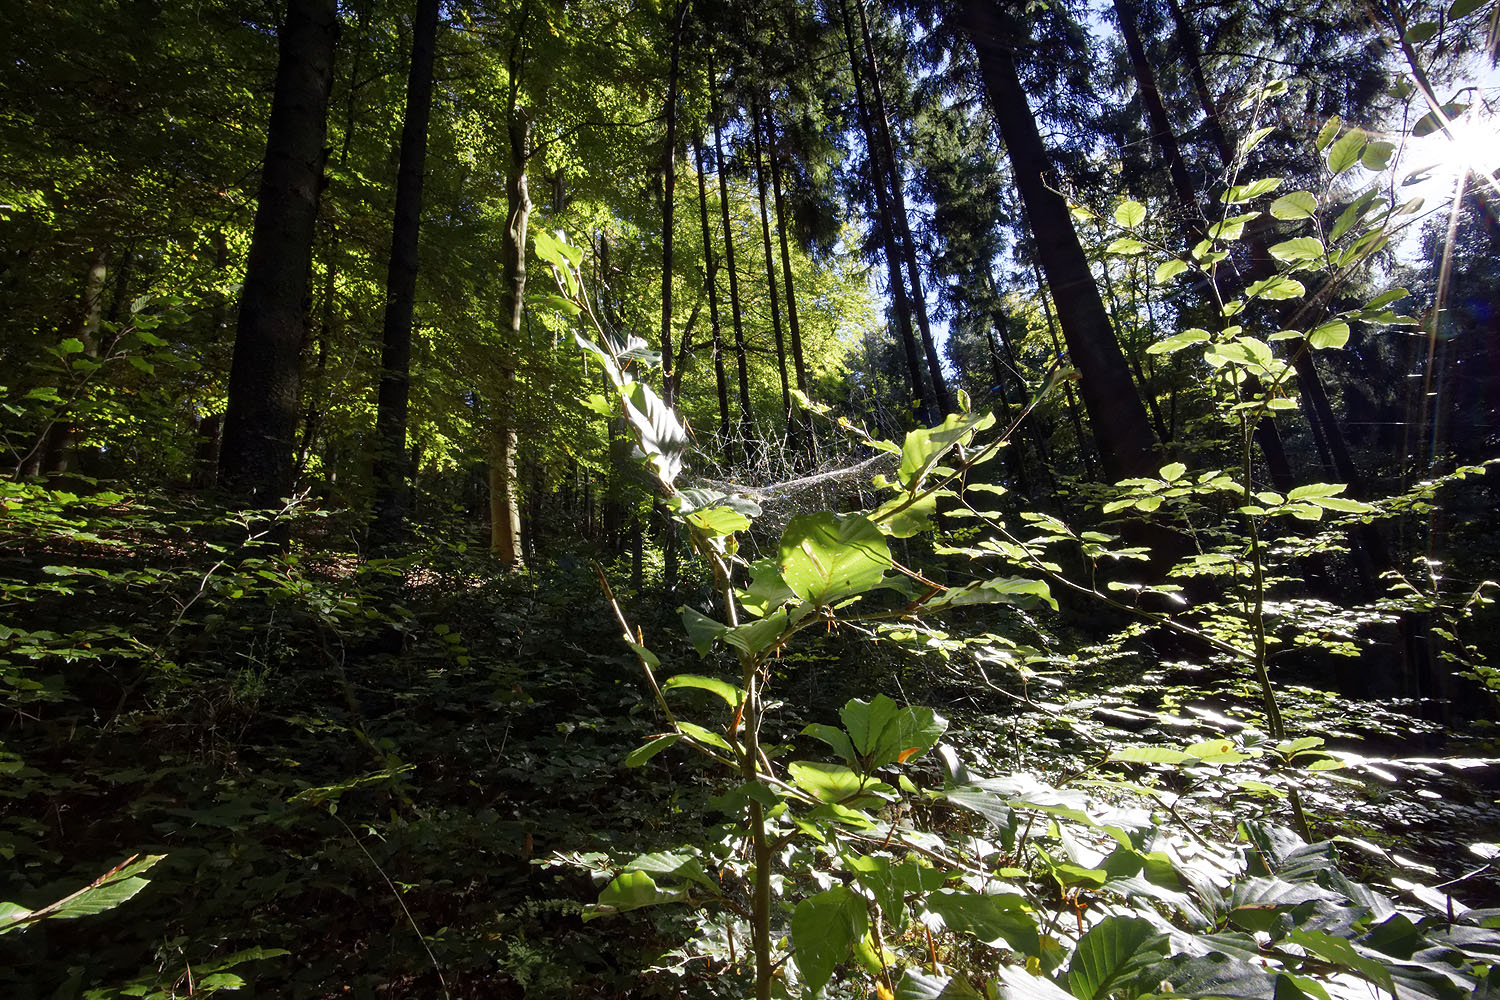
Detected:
left=2, top=504, right=1497, bottom=998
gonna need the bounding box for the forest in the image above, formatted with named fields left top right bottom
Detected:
left=2, top=0, right=1499, bottom=996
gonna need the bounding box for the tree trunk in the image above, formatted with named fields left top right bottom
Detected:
left=491, top=113, right=530, bottom=566
left=1115, top=0, right=1197, bottom=213
left=693, top=132, right=732, bottom=449
left=219, top=0, right=339, bottom=505
left=1165, top=0, right=1233, bottom=167
left=658, top=0, right=690, bottom=406
left=962, top=0, right=1159, bottom=482
left=712, top=78, right=755, bottom=455
left=21, top=249, right=109, bottom=478
left=765, top=106, right=812, bottom=447
left=836, top=0, right=929, bottom=420
left=751, top=100, right=792, bottom=431
left=370, top=0, right=440, bottom=546
left=855, top=0, right=952, bottom=416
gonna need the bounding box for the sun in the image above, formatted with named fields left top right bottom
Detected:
left=1440, top=105, right=1500, bottom=179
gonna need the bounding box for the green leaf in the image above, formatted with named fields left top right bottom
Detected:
left=894, top=969, right=983, bottom=999
left=662, top=674, right=740, bottom=707
left=1361, top=140, right=1395, bottom=170
left=736, top=558, right=797, bottom=618
left=624, top=733, right=682, bottom=767
left=788, top=761, right=890, bottom=805
left=679, top=606, right=728, bottom=656
left=1405, top=19, right=1439, bottom=42
left=685, top=505, right=750, bottom=537
left=57, top=338, right=85, bottom=355
left=1154, top=259, right=1189, bottom=283
left=1450, top=0, right=1489, bottom=17
left=723, top=610, right=789, bottom=658
left=1330, top=189, right=1381, bottom=241
left=898, top=410, right=995, bottom=489
left=1307, top=321, right=1350, bottom=349
left=1270, top=191, right=1318, bottom=220
left=1413, top=101, right=1470, bottom=137
left=1327, top=130, right=1367, bottom=174
left=803, top=723, right=858, bottom=767
left=1316, top=116, right=1342, bottom=150
left=871, top=490, right=938, bottom=538
left=1364, top=288, right=1410, bottom=310
left=1160, top=462, right=1187, bottom=482
left=1288, top=929, right=1395, bottom=994
left=1286, top=482, right=1346, bottom=500
left=839, top=694, right=947, bottom=770
left=1, top=855, right=166, bottom=934
left=1068, top=916, right=1167, bottom=1000
left=1246, top=275, right=1306, bottom=301
left=585, top=871, right=685, bottom=921
left=1114, top=199, right=1147, bottom=228
left=925, top=577, right=1057, bottom=612
left=778, top=513, right=891, bottom=608
left=540, top=293, right=581, bottom=317
left=1268, top=237, right=1324, bottom=263
left=1221, top=178, right=1283, bottom=203
left=925, top=890, right=1040, bottom=956
left=1106, top=237, right=1146, bottom=256
left=1186, top=738, right=1250, bottom=763
left=1208, top=212, right=1260, bottom=241
left=675, top=721, right=733, bottom=752
left=1146, top=328, right=1211, bottom=355
left=1108, top=746, right=1197, bottom=765
left=1240, top=126, right=1274, bottom=155
left=1308, top=496, right=1372, bottom=513
left=791, top=886, right=867, bottom=995
left=992, top=967, right=1075, bottom=1000
left=620, top=381, right=687, bottom=488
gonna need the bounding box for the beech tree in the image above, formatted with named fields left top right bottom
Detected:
left=218, top=0, right=340, bottom=505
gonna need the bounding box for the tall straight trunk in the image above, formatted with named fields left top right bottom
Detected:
left=658, top=0, right=690, bottom=405
left=1165, top=0, right=1233, bottom=167
left=1115, top=0, right=1197, bottom=212
left=1031, top=257, right=1096, bottom=477
left=1291, top=346, right=1387, bottom=591
left=694, top=132, right=732, bottom=448
left=836, top=0, right=928, bottom=419
left=855, top=0, right=952, bottom=416
left=219, top=0, right=339, bottom=504
left=712, top=80, right=755, bottom=451
left=295, top=1, right=369, bottom=488
left=491, top=112, right=530, bottom=566
left=20, top=250, right=108, bottom=478
left=765, top=108, right=810, bottom=407
left=751, top=101, right=792, bottom=429
left=370, top=0, right=440, bottom=546
left=962, top=0, right=1159, bottom=481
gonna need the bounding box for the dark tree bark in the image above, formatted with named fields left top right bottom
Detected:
left=855, top=0, right=952, bottom=416
left=1115, top=0, right=1197, bottom=213
left=219, top=0, right=339, bottom=505
left=694, top=132, right=732, bottom=449
left=658, top=0, right=690, bottom=406
left=19, top=249, right=108, bottom=478
left=1165, top=0, right=1233, bottom=167
left=836, top=0, right=929, bottom=420
left=765, top=107, right=812, bottom=436
left=751, top=100, right=792, bottom=429
left=961, top=0, right=1160, bottom=481
left=370, top=0, right=440, bottom=546
left=712, top=79, right=755, bottom=453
